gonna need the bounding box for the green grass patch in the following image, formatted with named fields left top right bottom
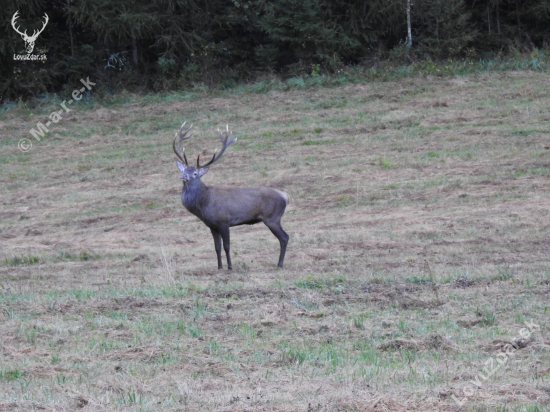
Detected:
left=4, top=254, right=40, bottom=266
left=55, top=250, right=99, bottom=262
left=378, top=158, right=392, bottom=168
left=404, top=276, right=432, bottom=284
left=302, top=139, right=337, bottom=146
left=0, top=369, right=23, bottom=381
left=509, top=129, right=550, bottom=136
left=295, top=278, right=323, bottom=289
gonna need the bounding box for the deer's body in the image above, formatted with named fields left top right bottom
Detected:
left=182, top=183, right=288, bottom=227
left=173, top=123, right=289, bottom=269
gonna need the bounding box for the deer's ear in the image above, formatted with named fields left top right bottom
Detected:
left=176, top=160, right=186, bottom=172
left=198, top=167, right=209, bottom=177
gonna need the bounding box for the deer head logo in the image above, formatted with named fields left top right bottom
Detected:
left=11, top=11, right=49, bottom=54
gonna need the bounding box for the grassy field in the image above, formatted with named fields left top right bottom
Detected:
left=1, top=71, right=549, bottom=411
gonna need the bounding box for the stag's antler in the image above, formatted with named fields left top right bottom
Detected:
left=11, top=11, right=49, bottom=40
left=197, top=125, right=237, bottom=169
left=30, top=13, right=49, bottom=40
left=11, top=11, right=26, bottom=37
left=173, top=121, right=193, bottom=166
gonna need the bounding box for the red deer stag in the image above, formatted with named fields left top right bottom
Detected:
left=173, top=122, right=289, bottom=269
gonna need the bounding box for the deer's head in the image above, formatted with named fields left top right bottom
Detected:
left=11, top=11, right=49, bottom=54
left=173, top=122, right=236, bottom=186
left=176, top=162, right=208, bottom=184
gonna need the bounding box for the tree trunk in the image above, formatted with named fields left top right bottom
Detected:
left=405, top=0, right=412, bottom=47
left=68, top=17, right=75, bottom=58
left=487, top=6, right=491, bottom=35
left=496, top=1, right=501, bottom=35
left=67, top=0, right=75, bottom=58
left=131, top=30, right=138, bottom=65
left=516, top=0, right=521, bottom=39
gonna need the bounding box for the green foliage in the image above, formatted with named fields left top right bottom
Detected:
left=255, top=0, right=353, bottom=72
left=413, top=0, right=478, bottom=58
left=2, top=0, right=550, bottom=100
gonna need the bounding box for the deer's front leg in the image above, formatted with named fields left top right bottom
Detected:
left=219, top=225, right=232, bottom=270
left=210, top=228, right=223, bottom=269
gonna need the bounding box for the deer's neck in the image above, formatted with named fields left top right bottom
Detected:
left=181, top=180, right=209, bottom=217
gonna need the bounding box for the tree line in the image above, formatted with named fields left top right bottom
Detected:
left=1, top=0, right=548, bottom=100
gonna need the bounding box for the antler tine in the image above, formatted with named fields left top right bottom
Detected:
left=197, top=125, right=237, bottom=169
left=30, top=13, right=49, bottom=39
left=172, top=138, right=187, bottom=165
left=11, top=11, right=27, bottom=37
left=173, top=121, right=193, bottom=165
left=196, top=153, right=215, bottom=169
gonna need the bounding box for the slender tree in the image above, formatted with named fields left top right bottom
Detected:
left=405, top=0, right=413, bottom=46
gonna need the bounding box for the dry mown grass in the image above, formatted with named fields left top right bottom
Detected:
left=0, top=71, right=549, bottom=411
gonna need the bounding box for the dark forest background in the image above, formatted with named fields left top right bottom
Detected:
left=1, top=0, right=549, bottom=101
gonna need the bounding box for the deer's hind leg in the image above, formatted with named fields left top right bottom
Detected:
left=263, top=218, right=289, bottom=268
